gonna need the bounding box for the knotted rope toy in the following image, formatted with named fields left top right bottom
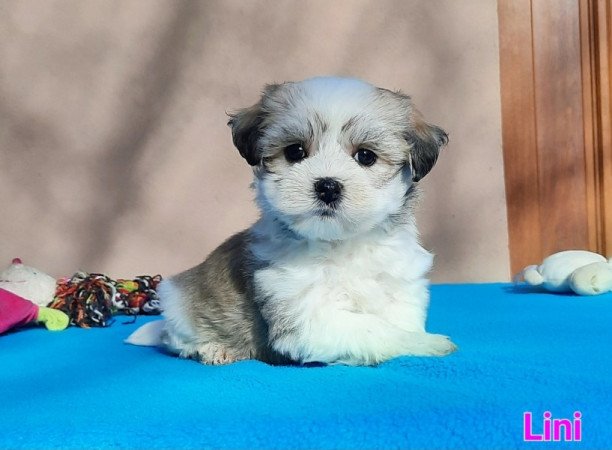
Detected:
left=49, top=272, right=162, bottom=328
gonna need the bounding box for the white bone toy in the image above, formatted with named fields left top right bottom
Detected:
left=516, top=250, right=612, bottom=295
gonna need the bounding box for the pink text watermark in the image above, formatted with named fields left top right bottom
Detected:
left=523, top=411, right=582, bottom=442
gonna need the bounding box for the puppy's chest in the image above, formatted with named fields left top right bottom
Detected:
left=252, top=238, right=427, bottom=316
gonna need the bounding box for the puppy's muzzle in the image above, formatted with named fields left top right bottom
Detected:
left=314, top=178, right=343, bottom=206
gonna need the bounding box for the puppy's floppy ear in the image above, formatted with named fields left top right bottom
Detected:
left=379, top=88, right=448, bottom=182
left=227, top=102, right=264, bottom=166
left=227, top=84, right=280, bottom=166
left=405, top=115, right=448, bottom=182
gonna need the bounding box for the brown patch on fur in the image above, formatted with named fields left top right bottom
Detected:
left=169, top=231, right=290, bottom=365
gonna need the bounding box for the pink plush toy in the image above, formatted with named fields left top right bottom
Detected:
left=0, top=288, right=66, bottom=333
left=0, top=258, right=57, bottom=306
left=0, top=258, right=69, bottom=334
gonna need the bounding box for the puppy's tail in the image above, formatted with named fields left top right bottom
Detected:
left=125, top=320, right=165, bottom=346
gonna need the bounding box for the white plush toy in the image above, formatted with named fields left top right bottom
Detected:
left=516, top=250, right=612, bottom=295
left=0, top=258, right=57, bottom=307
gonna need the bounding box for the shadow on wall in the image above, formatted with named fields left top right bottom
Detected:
left=0, top=0, right=506, bottom=281
left=1, top=1, right=201, bottom=272
left=76, top=1, right=200, bottom=266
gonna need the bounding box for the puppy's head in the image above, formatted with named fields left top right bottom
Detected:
left=228, top=77, right=447, bottom=241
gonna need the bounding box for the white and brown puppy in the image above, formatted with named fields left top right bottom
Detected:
left=127, top=76, right=456, bottom=365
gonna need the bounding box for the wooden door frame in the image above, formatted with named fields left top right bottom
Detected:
left=581, top=0, right=612, bottom=257
left=498, top=0, right=612, bottom=275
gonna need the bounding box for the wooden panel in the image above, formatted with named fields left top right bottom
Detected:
left=595, top=0, right=612, bottom=253
left=602, top=0, right=612, bottom=255
left=581, top=0, right=602, bottom=252
left=580, top=0, right=612, bottom=255
left=498, top=0, right=542, bottom=275
left=532, top=1, right=591, bottom=256
left=498, top=0, right=612, bottom=275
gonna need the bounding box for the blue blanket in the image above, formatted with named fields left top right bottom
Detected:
left=1, top=283, right=611, bottom=449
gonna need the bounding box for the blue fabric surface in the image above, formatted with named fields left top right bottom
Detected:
left=1, top=283, right=611, bottom=449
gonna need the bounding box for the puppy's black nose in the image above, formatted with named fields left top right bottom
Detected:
left=314, top=178, right=343, bottom=205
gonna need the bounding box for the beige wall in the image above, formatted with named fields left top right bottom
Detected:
left=0, top=0, right=509, bottom=282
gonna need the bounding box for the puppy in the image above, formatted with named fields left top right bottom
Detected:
left=127, top=76, right=456, bottom=365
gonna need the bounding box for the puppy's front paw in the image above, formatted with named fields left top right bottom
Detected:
left=425, top=333, right=458, bottom=356
left=406, top=333, right=457, bottom=356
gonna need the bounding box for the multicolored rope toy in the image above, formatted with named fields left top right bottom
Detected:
left=48, top=272, right=162, bottom=328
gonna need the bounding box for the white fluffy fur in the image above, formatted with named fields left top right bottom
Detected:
left=251, top=216, right=453, bottom=365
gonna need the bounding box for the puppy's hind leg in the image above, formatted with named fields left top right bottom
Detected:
left=161, top=326, right=248, bottom=365
left=193, top=342, right=247, bottom=365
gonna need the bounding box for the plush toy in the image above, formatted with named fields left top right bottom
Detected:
left=0, top=257, right=69, bottom=333
left=1, top=257, right=162, bottom=329
left=0, top=288, right=69, bottom=333
left=516, top=250, right=612, bottom=295
left=0, top=258, right=57, bottom=307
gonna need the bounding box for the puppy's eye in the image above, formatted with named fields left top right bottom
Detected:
left=284, top=143, right=307, bottom=162
left=355, top=149, right=377, bottom=167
